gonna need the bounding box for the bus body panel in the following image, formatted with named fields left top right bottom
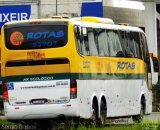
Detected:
left=7, top=80, right=70, bottom=106
left=4, top=99, right=79, bottom=120
left=4, top=79, right=152, bottom=120
left=77, top=79, right=152, bottom=119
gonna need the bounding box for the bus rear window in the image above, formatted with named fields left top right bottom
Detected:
left=4, top=24, right=68, bottom=50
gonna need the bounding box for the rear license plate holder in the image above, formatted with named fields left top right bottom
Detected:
left=31, top=99, right=47, bottom=104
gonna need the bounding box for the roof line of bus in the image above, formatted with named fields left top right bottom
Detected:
left=3, top=17, right=144, bottom=33
left=70, top=19, right=144, bottom=33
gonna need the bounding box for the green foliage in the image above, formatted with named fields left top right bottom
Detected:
left=139, top=119, right=160, bottom=130
left=0, top=119, right=160, bottom=130
left=76, top=124, right=140, bottom=130
left=0, top=120, right=22, bottom=130
left=153, top=80, right=160, bottom=88
left=152, top=79, right=160, bottom=112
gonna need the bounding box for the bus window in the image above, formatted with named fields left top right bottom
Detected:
left=141, top=33, right=152, bottom=89
left=107, top=30, right=123, bottom=57
left=119, top=31, right=141, bottom=58
left=5, top=24, right=68, bottom=50
left=125, top=31, right=134, bottom=57
left=75, top=26, right=90, bottom=56
left=75, top=26, right=83, bottom=54
left=141, top=33, right=151, bottom=73
left=130, top=32, right=141, bottom=58
left=117, top=31, right=125, bottom=53
left=93, top=29, right=100, bottom=55
left=82, top=27, right=90, bottom=56
left=127, top=31, right=141, bottom=58
left=88, top=28, right=98, bottom=56
left=97, top=29, right=110, bottom=57
left=118, top=31, right=133, bottom=57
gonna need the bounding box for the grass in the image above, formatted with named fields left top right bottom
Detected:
left=76, top=124, right=140, bottom=130
left=0, top=120, right=21, bottom=130
left=0, top=119, right=160, bottom=130
left=75, top=120, right=160, bottom=130
left=139, top=120, right=160, bottom=130
left=0, top=120, right=36, bottom=130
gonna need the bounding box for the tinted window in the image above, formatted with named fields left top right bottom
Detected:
left=141, top=33, right=151, bottom=72
left=75, top=26, right=141, bottom=59
left=88, top=28, right=98, bottom=56
left=107, top=30, right=123, bottom=57
left=98, top=29, right=110, bottom=56
left=130, top=32, right=141, bottom=58
left=74, top=26, right=90, bottom=56
left=118, top=31, right=141, bottom=58
left=5, top=24, right=68, bottom=50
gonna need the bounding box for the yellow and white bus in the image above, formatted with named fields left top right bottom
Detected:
left=1, top=17, right=159, bottom=125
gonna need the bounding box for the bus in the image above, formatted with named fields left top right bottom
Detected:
left=1, top=17, right=159, bottom=125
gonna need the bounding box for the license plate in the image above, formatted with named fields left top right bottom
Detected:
left=31, top=99, right=47, bottom=104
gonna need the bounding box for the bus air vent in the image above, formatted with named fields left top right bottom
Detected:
left=6, top=59, right=69, bottom=67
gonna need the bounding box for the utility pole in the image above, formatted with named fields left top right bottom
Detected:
left=56, top=0, right=58, bottom=16
left=38, top=0, right=41, bottom=18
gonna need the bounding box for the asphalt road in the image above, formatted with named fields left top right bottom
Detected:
left=109, top=112, right=160, bottom=125
left=144, top=112, right=160, bottom=121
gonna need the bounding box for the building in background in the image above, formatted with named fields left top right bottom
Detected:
left=0, top=5, right=31, bottom=28
left=81, top=0, right=103, bottom=17
left=39, top=0, right=81, bottom=18
left=103, top=0, right=145, bottom=27
left=0, top=0, right=82, bottom=19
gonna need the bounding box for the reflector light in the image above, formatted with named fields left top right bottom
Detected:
left=3, top=82, right=8, bottom=100
left=15, top=107, right=20, bottom=109
left=70, top=88, right=77, bottom=93
left=70, top=79, right=77, bottom=99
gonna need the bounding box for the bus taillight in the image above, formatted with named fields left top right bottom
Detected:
left=70, top=79, right=77, bottom=99
left=3, top=82, right=8, bottom=101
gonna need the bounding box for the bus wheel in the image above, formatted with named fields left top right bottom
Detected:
left=91, top=103, right=98, bottom=126
left=132, top=101, right=145, bottom=123
left=99, top=101, right=106, bottom=127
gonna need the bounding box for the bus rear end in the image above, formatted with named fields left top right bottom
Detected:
left=1, top=20, right=79, bottom=120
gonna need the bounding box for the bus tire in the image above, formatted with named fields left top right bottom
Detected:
left=91, top=102, right=98, bottom=126
left=132, top=99, right=145, bottom=123
left=99, top=101, right=106, bottom=127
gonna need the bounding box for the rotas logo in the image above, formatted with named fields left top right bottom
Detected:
left=10, top=32, right=24, bottom=46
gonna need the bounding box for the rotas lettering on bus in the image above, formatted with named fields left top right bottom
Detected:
left=117, top=62, right=135, bottom=70
left=27, top=31, right=64, bottom=39
left=27, top=30, right=65, bottom=48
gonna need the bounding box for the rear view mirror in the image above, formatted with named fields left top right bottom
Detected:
left=82, top=27, right=87, bottom=36
left=149, top=53, right=159, bottom=72
left=74, top=26, right=80, bottom=35
left=152, top=58, right=159, bottom=72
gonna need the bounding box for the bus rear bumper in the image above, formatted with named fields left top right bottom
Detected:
left=4, top=100, right=79, bottom=120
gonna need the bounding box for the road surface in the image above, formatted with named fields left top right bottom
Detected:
left=144, top=112, right=160, bottom=121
